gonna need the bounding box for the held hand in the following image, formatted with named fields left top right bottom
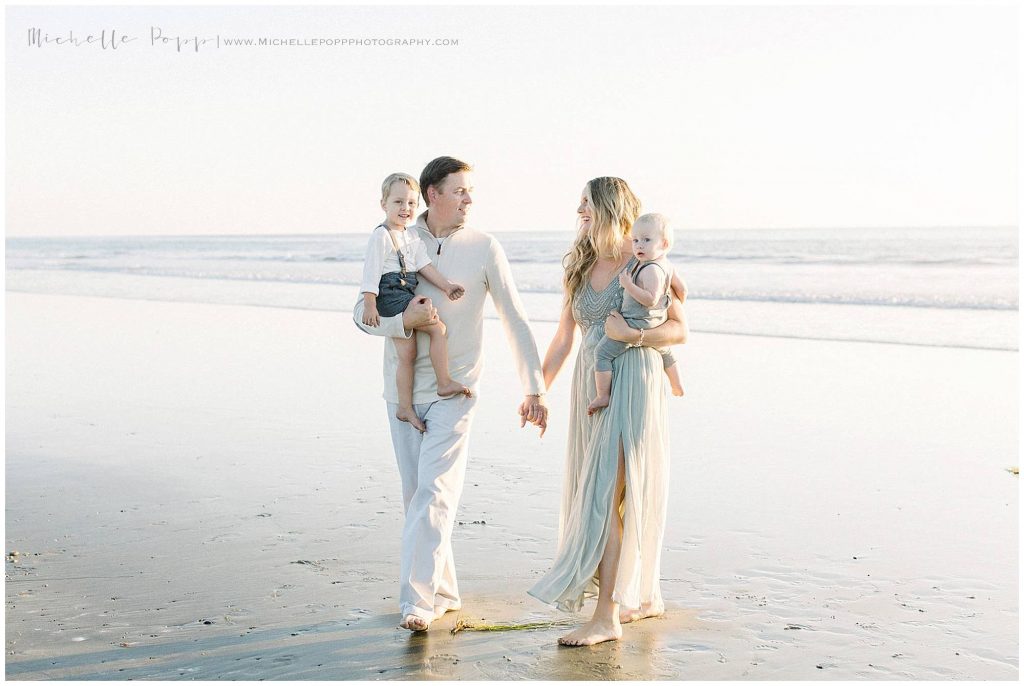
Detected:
left=447, top=282, right=466, bottom=301
left=518, top=395, right=548, bottom=438
left=362, top=305, right=381, bottom=328
left=403, top=296, right=438, bottom=330
left=604, top=310, right=634, bottom=343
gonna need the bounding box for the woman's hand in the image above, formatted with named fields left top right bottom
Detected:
left=362, top=303, right=381, bottom=328
left=518, top=395, right=549, bottom=438
left=671, top=271, right=688, bottom=303
left=604, top=310, right=640, bottom=344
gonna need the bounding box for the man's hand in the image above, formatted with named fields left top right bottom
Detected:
left=518, top=395, right=548, bottom=438
left=447, top=282, right=466, bottom=301
left=362, top=303, right=381, bottom=328
left=604, top=310, right=638, bottom=344
left=402, top=296, right=438, bottom=330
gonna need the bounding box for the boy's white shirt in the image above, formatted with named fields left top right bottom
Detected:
left=356, top=212, right=546, bottom=404
left=359, top=224, right=434, bottom=295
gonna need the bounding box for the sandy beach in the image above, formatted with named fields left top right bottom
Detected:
left=4, top=292, right=1018, bottom=680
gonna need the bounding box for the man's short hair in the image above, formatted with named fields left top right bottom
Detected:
left=419, top=156, right=473, bottom=206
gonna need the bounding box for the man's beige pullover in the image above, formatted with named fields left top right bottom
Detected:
left=356, top=212, right=546, bottom=404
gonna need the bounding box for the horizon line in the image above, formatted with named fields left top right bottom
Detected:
left=5, top=224, right=1018, bottom=240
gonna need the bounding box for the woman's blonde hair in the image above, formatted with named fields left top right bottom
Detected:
left=562, top=177, right=642, bottom=304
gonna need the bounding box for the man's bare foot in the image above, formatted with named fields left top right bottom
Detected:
left=396, top=406, right=426, bottom=433
left=436, top=380, right=472, bottom=398
left=587, top=395, right=610, bottom=416
left=671, top=384, right=684, bottom=397
left=399, top=614, right=430, bottom=632
left=558, top=618, right=622, bottom=646
left=619, top=602, right=665, bottom=624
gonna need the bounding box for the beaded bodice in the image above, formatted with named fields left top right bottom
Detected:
left=571, top=259, right=635, bottom=334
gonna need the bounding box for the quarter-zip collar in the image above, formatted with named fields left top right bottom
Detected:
left=416, top=210, right=466, bottom=256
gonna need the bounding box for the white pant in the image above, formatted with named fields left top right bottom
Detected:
left=386, top=394, right=478, bottom=621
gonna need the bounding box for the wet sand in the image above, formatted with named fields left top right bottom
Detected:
left=5, top=292, right=1018, bottom=679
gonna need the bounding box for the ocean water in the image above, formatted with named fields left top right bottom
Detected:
left=5, top=227, right=1018, bottom=350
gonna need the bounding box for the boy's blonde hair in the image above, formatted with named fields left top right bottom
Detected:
left=381, top=173, right=421, bottom=202
left=634, top=212, right=674, bottom=251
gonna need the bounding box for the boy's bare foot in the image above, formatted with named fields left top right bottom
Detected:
left=399, top=614, right=430, bottom=632
left=587, top=395, right=610, bottom=416
left=619, top=602, right=665, bottom=624
left=436, top=380, right=472, bottom=398
left=396, top=407, right=426, bottom=433
left=671, top=384, right=684, bottom=397
left=558, top=618, right=622, bottom=646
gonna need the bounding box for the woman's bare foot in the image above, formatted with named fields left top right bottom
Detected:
left=619, top=602, right=665, bottom=624
left=399, top=614, right=430, bottom=632
left=557, top=618, right=622, bottom=646
left=587, top=395, right=610, bottom=416
left=396, top=406, right=426, bottom=433
left=436, top=380, right=472, bottom=398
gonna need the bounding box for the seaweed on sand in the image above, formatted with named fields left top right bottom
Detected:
left=450, top=617, right=577, bottom=635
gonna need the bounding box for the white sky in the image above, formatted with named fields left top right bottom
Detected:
left=5, top=4, right=1018, bottom=236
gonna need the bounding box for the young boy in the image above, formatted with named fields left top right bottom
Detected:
left=360, top=173, right=471, bottom=432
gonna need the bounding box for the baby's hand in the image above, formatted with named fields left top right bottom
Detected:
left=362, top=304, right=380, bottom=327
left=618, top=271, right=631, bottom=288
left=447, top=283, right=465, bottom=301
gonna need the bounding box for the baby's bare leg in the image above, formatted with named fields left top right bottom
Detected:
left=665, top=363, right=684, bottom=397
left=589, top=336, right=623, bottom=416
left=588, top=370, right=613, bottom=416
left=393, top=336, right=426, bottom=432
left=418, top=321, right=471, bottom=398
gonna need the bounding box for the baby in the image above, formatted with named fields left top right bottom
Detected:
left=360, top=173, right=471, bottom=432
left=588, top=212, right=685, bottom=415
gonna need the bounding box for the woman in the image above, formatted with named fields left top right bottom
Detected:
left=528, top=177, right=688, bottom=646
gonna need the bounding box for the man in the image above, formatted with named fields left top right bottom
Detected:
left=353, top=156, right=548, bottom=631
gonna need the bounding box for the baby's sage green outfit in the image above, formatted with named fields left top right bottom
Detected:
left=528, top=258, right=669, bottom=612
left=593, top=256, right=676, bottom=373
